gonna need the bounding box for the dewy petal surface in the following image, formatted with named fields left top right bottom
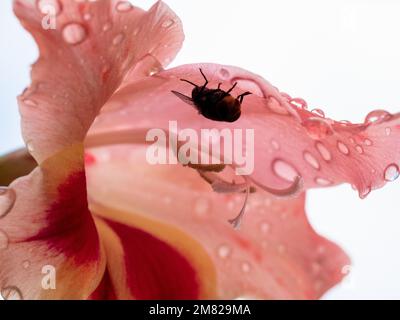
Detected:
left=89, top=63, right=400, bottom=197
left=14, top=0, right=183, bottom=164
left=86, top=145, right=349, bottom=299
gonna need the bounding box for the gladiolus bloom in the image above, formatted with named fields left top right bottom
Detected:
left=0, top=0, right=399, bottom=300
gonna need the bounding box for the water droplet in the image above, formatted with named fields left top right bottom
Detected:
left=162, top=19, right=174, bottom=28
left=290, top=97, right=307, bottom=109
left=194, top=197, right=210, bottom=215
left=385, top=127, right=391, bottom=136
left=1, top=286, right=23, bottom=300
left=0, top=230, right=9, bottom=250
left=315, top=142, right=332, bottom=161
left=83, top=13, right=92, bottom=21
left=364, top=109, right=391, bottom=124
left=267, top=96, right=289, bottom=115
left=0, top=187, right=16, bottom=219
left=37, top=0, right=62, bottom=15
left=62, top=23, right=87, bottom=45
left=219, top=68, right=230, bottom=79
left=384, top=164, right=399, bottom=182
left=116, top=1, right=133, bottom=12
left=22, top=260, right=31, bottom=269
left=23, top=99, right=37, bottom=107
left=241, top=262, right=251, bottom=273
left=260, top=222, right=270, bottom=234
left=303, top=151, right=320, bottom=170
left=359, top=186, right=371, bottom=199
left=217, top=244, right=231, bottom=259
left=270, top=139, right=280, bottom=150
left=315, top=177, right=333, bottom=186
left=303, top=118, right=333, bottom=140
left=272, top=159, right=299, bottom=182
left=311, top=108, right=325, bottom=117
left=337, top=141, right=350, bottom=155
left=102, top=22, right=112, bottom=32
left=355, top=145, right=364, bottom=154
left=112, top=33, right=124, bottom=45
left=364, top=139, right=372, bottom=146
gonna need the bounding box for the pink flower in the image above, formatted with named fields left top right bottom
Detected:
left=0, top=0, right=398, bottom=299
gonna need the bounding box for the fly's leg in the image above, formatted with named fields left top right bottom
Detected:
left=237, top=91, right=252, bottom=103
left=226, top=82, right=237, bottom=94
left=199, top=68, right=209, bottom=92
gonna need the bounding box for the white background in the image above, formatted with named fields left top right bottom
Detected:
left=1, top=0, right=400, bottom=299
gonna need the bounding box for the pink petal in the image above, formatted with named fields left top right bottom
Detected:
left=14, top=0, right=183, bottom=163
left=86, top=145, right=349, bottom=299
left=88, top=63, right=400, bottom=197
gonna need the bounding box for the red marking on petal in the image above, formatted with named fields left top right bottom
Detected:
left=105, top=219, right=200, bottom=300
left=28, top=171, right=99, bottom=264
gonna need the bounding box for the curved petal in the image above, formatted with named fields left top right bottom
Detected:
left=0, top=145, right=105, bottom=299
left=3, top=0, right=184, bottom=299
left=14, top=0, right=183, bottom=163
left=88, top=63, right=400, bottom=198
left=85, top=145, right=349, bottom=299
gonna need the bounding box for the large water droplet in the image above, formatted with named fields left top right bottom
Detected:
left=303, top=118, right=333, bottom=140
left=303, top=151, right=320, bottom=170
left=384, top=164, right=399, bottom=182
left=0, top=230, right=9, bottom=250
left=217, top=244, right=231, bottom=259
left=337, top=141, right=350, bottom=155
left=116, top=1, right=133, bottom=12
left=364, top=109, right=392, bottom=124
left=37, top=0, right=62, bottom=15
left=315, top=142, right=332, bottom=161
left=272, top=159, right=299, bottom=182
left=0, top=187, right=16, bottom=219
left=1, top=286, right=23, bottom=300
left=62, top=23, right=87, bottom=45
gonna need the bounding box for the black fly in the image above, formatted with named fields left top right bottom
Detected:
left=171, top=68, right=251, bottom=122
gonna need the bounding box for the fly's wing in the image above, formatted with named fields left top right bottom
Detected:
left=171, top=91, right=196, bottom=107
